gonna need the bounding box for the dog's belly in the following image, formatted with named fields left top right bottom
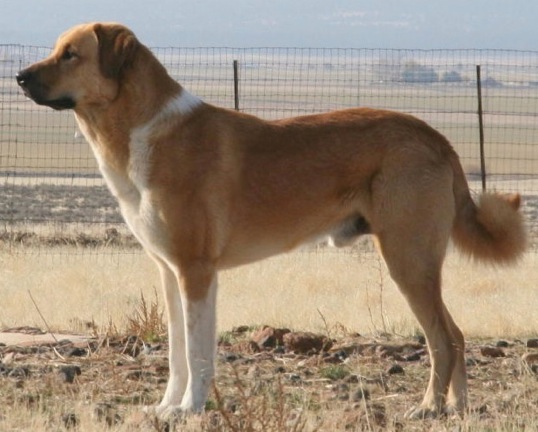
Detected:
left=218, top=237, right=291, bottom=269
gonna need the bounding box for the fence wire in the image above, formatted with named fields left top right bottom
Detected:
left=2, top=46, right=538, bottom=250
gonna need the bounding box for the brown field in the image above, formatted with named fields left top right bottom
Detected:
left=4, top=84, right=538, bottom=177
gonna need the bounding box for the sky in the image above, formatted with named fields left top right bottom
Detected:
left=1, top=0, right=537, bottom=50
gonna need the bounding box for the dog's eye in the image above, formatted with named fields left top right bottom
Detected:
left=61, top=49, right=77, bottom=61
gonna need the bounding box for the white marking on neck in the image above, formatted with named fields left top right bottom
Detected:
left=173, top=87, right=203, bottom=116
left=128, top=89, right=202, bottom=190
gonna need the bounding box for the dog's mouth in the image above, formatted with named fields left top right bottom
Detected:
left=17, top=77, right=76, bottom=111
left=40, top=96, right=76, bottom=111
left=22, top=89, right=76, bottom=111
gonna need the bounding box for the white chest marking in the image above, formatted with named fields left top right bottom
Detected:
left=127, top=88, right=202, bottom=190
left=77, top=89, right=203, bottom=252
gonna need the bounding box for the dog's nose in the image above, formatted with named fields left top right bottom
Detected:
left=16, top=69, right=33, bottom=87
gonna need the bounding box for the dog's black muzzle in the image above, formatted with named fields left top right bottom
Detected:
left=16, top=68, right=76, bottom=110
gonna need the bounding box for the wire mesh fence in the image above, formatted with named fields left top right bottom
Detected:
left=2, top=46, right=538, bottom=251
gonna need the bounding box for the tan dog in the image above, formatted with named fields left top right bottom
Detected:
left=16, top=22, right=526, bottom=419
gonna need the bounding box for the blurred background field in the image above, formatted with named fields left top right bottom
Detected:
left=1, top=245, right=537, bottom=338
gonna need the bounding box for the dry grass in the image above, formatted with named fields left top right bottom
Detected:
left=1, top=243, right=537, bottom=338
left=0, top=243, right=537, bottom=431
left=0, top=322, right=536, bottom=431
left=125, top=289, right=167, bottom=343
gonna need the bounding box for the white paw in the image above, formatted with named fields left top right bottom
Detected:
left=404, top=405, right=441, bottom=420
left=143, top=404, right=189, bottom=425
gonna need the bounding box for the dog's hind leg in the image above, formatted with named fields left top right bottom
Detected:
left=371, top=165, right=464, bottom=418
left=377, top=231, right=459, bottom=418
left=380, top=248, right=454, bottom=417
left=443, top=304, right=467, bottom=414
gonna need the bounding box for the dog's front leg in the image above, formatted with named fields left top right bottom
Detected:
left=148, top=258, right=217, bottom=420
left=150, top=257, right=189, bottom=413
left=177, top=263, right=218, bottom=414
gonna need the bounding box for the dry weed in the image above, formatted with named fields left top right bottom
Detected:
left=212, top=366, right=312, bottom=432
left=125, top=288, right=166, bottom=343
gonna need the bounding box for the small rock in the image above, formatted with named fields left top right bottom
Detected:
left=387, top=364, right=405, bottom=375
left=94, top=402, right=122, bottom=426
left=283, top=331, right=331, bottom=354
left=477, top=404, right=489, bottom=415
left=119, top=335, right=143, bottom=357
left=221, top=352, right=240, bottom=362
left=231, top=325, right=250, bottom=334
left=480, top=346, right=505, bottom=358
left=18, top=393, right=38, bottom=408
left=0, top=363, right=12, bottom=376
left=285, top=373, right=302, bottom=383
left=67, top=347, right=87, bottom=357
left=337, top=391, right=350, bottom=401
left=376, top=343, right=423, bottom=360
left=247, top=365, right=260, bottom=379
left=1, top=352, right=16, bottom=365
left=414, top=334, right=426, bottom=345
left=466, top=357, right=481, bottom=367
left=369, top=403, right=387, bottom=427
left=334, top=350, right=348, bottom=360
left=142, top=343, right=162, bottom=355
left=345, top=374, right=360, bottom=384
left=62, top=413, right=78, bottom=429
left=403, top=352, right=422, bottom=362
left=351, top=388, right=370, bottom=401
left=251, top=326, right=290, bottom=349
left=8, top=367, right=30, bottom=379
left=324, top=352, right=345, bottom=364
left=526, top=338, right=538, bottom=348
left=58, top=365, right=81, bottom=384
left=522, top=352, right=538, bottom=364
left=124, top=369, right=145, bottom=380
left=230, top=340, right=260, bottom=354
left=333, top=383, right=350, bottom=400
left=221, top=396, right=240, bottom=413
left=335, top=382, right=350, bottom=392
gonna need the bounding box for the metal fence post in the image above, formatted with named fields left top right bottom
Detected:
left=476, top=65, right=486, bottom=192
left=233, top=59, right=240, bottom=111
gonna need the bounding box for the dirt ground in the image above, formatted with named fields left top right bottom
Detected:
left=0, top=326, right=536, bottom=431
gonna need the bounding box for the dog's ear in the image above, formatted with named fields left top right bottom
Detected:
left=94, top=23, right=139, bottom=80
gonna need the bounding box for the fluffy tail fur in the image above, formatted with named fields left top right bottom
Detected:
left=450, top=152, right=527, bottom=263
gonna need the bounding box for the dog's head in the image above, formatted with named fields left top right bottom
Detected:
left=16, top=22, right=139, bottom=110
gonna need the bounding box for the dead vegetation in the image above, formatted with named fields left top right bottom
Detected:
left=0, top=291, right=536, bottom=431
left=0, top=226, right=140, bottom=249
left=1, top=219, right=537, bottom=430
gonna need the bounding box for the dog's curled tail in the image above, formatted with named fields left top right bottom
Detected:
left=450, top=153, right=527, bottom=264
